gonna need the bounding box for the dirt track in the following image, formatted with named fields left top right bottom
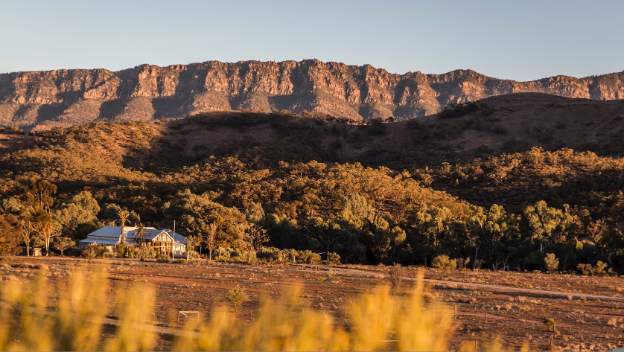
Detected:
left=1, top=257, right=623, bottom=351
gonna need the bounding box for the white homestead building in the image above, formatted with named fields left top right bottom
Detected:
left=79, top=226, right=187, bottom=257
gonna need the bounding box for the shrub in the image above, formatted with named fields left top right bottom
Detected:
left=295, top=250, right=321, bottom=264
left=256, top=246, right=288, bottom=264
left=544, top=253, right=559, bottom=273
left=256, top=247, right=321, bottom=264
left=594, top=260, right=608, bottom=275
left=215, top=247, right=257, bottom=264
left=543, top=317, right=557, bottom=334
left=156, top=252, right=171, bottom=263
left=52, top=237, right=75, bottom=256
left=225, top=286, right=249, bottom=311
left=326, top=251, right=341, bottom=265
left=81, top=244, right=106, bottom=259
left=577, top=263, right=594, bottom=276
left=137, top=246, right=157, bottom=261
left=116, top=243, right=139, bottom=258
left=432, top=255, right=457, bottom=272
left=577, top=261, right=609, bottom=276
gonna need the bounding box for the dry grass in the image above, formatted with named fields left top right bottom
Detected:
left=0, top=266, right=524, bottom=352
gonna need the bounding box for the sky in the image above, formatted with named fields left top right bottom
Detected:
left=1, top=0, right=623, bottom=80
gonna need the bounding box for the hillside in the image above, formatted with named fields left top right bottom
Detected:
left=2, top=59, right=624, bottom=130
left=4, top=93, right=622, bottom=172
left=1, top=93, right=624, bottom=272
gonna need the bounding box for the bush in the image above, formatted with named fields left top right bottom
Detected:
left=326, top=251, right=341, bottom=265
left=137, top=246, right=157, bottom=261
left=256, top=247, right=321, bottom=264
left=594, top=260, right=608, bottom=275
left=214, top=247, right=257, bottom=264
left=81, top=244, right=107, bottom=259
left=256, top=247, right=288, bottom=264
left=576, top=261, right=609, bottom=276
left=294, top=250, right=321, bottom=264
left=432, top=255, right=457, bottom=272
left=156, top=252, right=171, bottom=263
left=577, top=263, right=594, bottom=276
left=52, top=237, right=75, bottom=256
left=544, top=253, right=559, bottom=273
left=116, top=243, right=139, bottom=258
left=225, top=286, right=249, bottom=311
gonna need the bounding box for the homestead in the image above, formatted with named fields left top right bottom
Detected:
left=79, top=226, right=187, bottom=257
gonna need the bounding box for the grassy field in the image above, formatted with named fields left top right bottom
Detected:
left=1, top=256, right=622, bottom=351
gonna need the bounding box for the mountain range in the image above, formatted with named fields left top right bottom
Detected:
left=2, top=59, right=624, bottom=130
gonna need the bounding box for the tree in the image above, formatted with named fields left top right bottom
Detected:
left=483, top=204, right=516, bottom=269
left=135, top=224, right=145, bottom=245
left=0, top=214, right=20, bottom=255
left=174, top=190, right=253, bottom=260
left=522, top=201, right=574, bottom=254
left=186, top=235, right=200, bottom=261
left=247, top=224, right=269, bottom=250
left=544, top=253, right=559, bottom=273
left=55, top=191, right=100, bottom=239
left=116, top=209, right=130, bottom=244
left=25, top=179, right=57, bottom=256
left=34, top=210, right=58, bottom=256
left=206, top=222, right=218, bottom=261
left=3, top=198, right=36, bottom=256
left=53, top=236, right=75, bottom=256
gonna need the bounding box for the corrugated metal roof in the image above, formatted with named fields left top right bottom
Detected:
left=80, top=226, right=186, bottom=245
left=165, top=229, right=187, bottom=244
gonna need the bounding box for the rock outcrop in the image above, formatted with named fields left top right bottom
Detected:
left=1, top=59, right=624, bottom=129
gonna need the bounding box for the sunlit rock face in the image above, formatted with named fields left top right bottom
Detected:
left=1, top=60, right=623, bottom=130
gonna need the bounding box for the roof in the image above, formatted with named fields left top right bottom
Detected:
left=79, top=226, right=186, bottom=245
left=165, top=229, right=187, bottom=244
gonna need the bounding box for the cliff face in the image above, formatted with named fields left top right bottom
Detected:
left=1, top=59, right=624, bottom=129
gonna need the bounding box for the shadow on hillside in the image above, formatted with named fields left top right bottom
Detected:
left=125, top=105, right=624, bottom=174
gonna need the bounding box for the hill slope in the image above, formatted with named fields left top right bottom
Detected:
left=2, top=60, right=624, bottom=130
left=2, top=93, right=624, bottom=271
left=3, top=93, right=624, bottom=173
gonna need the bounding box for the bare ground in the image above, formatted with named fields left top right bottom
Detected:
left=1, top=256, right=623, bottom=351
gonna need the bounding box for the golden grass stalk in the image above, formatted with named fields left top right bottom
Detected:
left=0, top=267, right=526, bottom=351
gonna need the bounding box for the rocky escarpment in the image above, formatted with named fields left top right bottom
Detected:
left=1, top=59, right=624, bottom=129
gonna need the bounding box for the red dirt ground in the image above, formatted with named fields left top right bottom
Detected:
left=1, top=256, right=623, bottom=351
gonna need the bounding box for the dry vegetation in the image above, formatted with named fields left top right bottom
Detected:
left=1, top=257, right=623, bottom=351
left=0, top=261, right=461, bottom=352
left=1, top=94, right=624, bottom=350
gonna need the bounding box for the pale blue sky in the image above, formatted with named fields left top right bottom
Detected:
left=1, top=0, right=622, bottom=80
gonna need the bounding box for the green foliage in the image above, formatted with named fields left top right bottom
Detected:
left=543, top=253, right=559, bottom=273
left=326, top=251, right=341, bottom=265
left=594, top=260, right=608, bottom=275
left=225, top=286, right=249, bottom=311
left=214, top=247, right=257, bottom=264
left=52, top=236, right=75, bottom=255
left=173, top=189, right=253, bottom=258
left=81, top=244, right=107, bottom=259
left=432, top=255, right=457, bottom=272
left=0, top=121, right=624, bottom=273
left=54, top=191, right=100, bottom=239
left=578, top=261, right=609, bottom=276
left=0, top=214, right=20, bottom=255
left=256, top=247, right=321, bottom=264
